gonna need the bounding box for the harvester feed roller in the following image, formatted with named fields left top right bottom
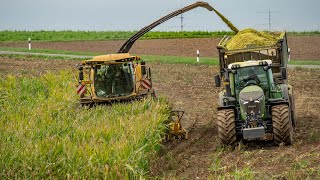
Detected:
left=166, top=110, right=188, bottom=141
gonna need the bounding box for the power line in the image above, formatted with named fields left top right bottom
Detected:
left=257, top=9, right=280, bottom=31
left=180, top=13, right=184, bottom=31
left=180, top=1, right=184, bottom=31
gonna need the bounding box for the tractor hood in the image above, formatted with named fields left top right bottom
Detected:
left=239, top=85, right=265, bottom=121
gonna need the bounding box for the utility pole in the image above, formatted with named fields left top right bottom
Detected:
left=180, top=13, right=184, bottom=31
left=257, top=9, right=279, bottom=31
left=180, top=1, right=184, bottom=31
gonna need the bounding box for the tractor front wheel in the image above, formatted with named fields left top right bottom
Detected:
left=272, top=104, right=293, bottom=145
left=217, top=109, right=237, bottom=146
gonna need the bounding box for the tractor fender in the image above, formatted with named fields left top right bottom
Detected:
left=217, top=105, right=237, bottom=111
left=280, top=84, right=289, bottom=100
left=218, top=91, right=224, bottom=106
left=268, top=99, right=289, bottom=106
left=288, top=84, right=293, bottom=95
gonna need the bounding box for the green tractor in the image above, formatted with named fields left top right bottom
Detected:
left=215, top=32, right=296, bottom=146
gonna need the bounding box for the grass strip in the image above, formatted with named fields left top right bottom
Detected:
left=0, top=31, right=234, bottom=42
left=0, top=47, right=99, bottom=56
left=0, top=47, right=319, bottom=65
left=0, top=31, right=319, bottom=42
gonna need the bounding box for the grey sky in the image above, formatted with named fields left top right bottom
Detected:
left=1, top=0, right=319, bottom=31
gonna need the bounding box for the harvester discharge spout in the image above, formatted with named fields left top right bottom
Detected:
left=118, top=1, right=238, bottom=53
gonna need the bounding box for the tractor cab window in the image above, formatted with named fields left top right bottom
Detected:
left=94, top=63, right=134, bottom=98
left=234, top=66, right=269, bottom=95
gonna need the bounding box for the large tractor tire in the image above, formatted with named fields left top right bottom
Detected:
left=272, top=104, right=293, bottom=145
left=217, top=109, right=237, bottom=146
left=289, top=94, right=297, bottom=127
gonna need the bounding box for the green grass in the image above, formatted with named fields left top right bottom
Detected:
left=0, top=30, right=319, bottom=42
left=0, top=70, right=171, bottom=179
left=0, top=47, right=99, bottom=56
left=0, top=31, right=234, bottom=42
left=0, top=47, right=319, bottom=66
left=288, top=60, right=320, bottom=65
left=287, top=31, right=320, bottom=36
left=141, top=55, right=219, bottom=65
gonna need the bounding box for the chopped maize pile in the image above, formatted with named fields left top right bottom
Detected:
left=225, top=28, right=281, bottom=50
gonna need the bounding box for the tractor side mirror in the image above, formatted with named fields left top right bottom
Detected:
left=79, top=71, right=84, bottom=81
left=281, top=67, right=287, bottom=80
left=148, top=67, right=151, bottom=79
left=78, top=66, right=84, bottom=81
left=263, top=66, right=269, bottom=71
left=141, top=61, right=146, bottom=75
left=214, top=75, right=221, bottom=87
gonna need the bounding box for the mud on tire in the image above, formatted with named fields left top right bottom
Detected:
left=272, top=104, right=293, bottom=145
left=217, top=109, right=237, bottom=146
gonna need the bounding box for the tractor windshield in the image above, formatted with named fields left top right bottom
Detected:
left=94, top=63, right=134, bottom=98
left=234, top=66, right=269, bottom=90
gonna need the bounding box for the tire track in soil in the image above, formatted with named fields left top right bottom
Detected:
left=149, top=63, right=222, bottom=179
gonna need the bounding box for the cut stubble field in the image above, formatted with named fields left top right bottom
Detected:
left=0, top=55, right=319, bottom=179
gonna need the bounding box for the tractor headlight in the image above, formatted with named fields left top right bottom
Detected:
left=240, top=99, right=249, bottom=105
left=254, top=96, right=263, bottom=103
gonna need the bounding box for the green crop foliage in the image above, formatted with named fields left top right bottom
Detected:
left=0, top=71, right=171, bottom=179
left=0, top=31, right=234, bottom=42
left=0, top=30, right=319, bottom=42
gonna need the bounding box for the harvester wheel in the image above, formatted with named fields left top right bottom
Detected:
left=217, top=109, right=237, bottom=146
left=272, top=104, right=293, bottom=145
left=289, top=95, right=297, bottom=127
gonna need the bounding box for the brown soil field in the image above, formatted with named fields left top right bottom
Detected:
left=150, top=63, right=320, bottom=179
left=1, top=36, right=320, bottom=60
left=1, top=55, right=320, bottom=179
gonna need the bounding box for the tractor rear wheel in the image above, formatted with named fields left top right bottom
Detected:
left=289, top=94, right=297, bottom=127
left=217, top=109, right=237, bottom=146
left=272, top=104, right=293, bottom=145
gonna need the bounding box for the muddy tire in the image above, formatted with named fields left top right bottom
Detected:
left=217, top=109, right=237, bottom=146
left=289, top=94, right=297, bottom=127
left=272, top=104, right=293, bottom=145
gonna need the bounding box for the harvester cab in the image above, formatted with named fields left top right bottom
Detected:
left=76, top=1, right=240, bottom=140
left=77, top=53, right=154, bottom=105
left=215, top=30, right=296, bottom=146
left=77, top=1, right=221, bottom=105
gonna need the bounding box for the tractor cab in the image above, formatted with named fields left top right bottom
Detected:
left=215, top=60, right=291, bottom=142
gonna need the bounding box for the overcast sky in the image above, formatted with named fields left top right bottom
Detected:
left=1, top=0, right=319, bottom=31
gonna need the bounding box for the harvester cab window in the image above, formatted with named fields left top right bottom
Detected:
left=94, top=63, right=134, bottom=98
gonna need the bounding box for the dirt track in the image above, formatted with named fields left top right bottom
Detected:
left=1, top=52, right=320, bottom=178
left=1, top=36, right=320, bottom=60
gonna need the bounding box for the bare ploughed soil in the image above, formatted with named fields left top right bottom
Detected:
left=0, top=55, right=79, bottom=76
left=1, top=36, right=320, bottom=60
left=149, top=63, right=320, bottom=179
left=1, top=55, right=320, bottom=179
